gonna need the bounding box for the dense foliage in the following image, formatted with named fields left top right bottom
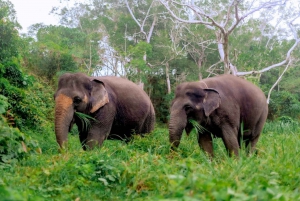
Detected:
left=0, top=0, right=300, bottom=199
left=1, top=123, right=300, bottom=200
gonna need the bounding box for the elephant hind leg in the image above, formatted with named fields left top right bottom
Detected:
left=141, top=109, right=155, bottom=134
left=247, top=111, right=268, bottom=154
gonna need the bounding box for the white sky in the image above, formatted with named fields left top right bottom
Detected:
left=10, top=0, right=64, bottom=33
left=10, top=0, right=299, bottom=34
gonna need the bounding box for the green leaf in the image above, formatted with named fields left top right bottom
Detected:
left=98, top=178, right=109, bottom=186
left=75, top=112, right=98, bottom=132
left=106, top=175, right=116, bottom=182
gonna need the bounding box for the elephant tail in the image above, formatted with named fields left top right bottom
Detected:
left=142, top=104, right=155, bottom=133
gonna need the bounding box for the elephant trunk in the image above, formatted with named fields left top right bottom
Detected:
left=55, top=94, right=74, bottom=149
left=169, top=108, right=187, bottom=149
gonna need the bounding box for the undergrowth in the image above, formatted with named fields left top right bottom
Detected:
left=0, top=121, right=300, bottom=200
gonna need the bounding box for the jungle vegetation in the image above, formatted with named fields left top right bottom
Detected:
left=0, top=0, right=300, bottom=200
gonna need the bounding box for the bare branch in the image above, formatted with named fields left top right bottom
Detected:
left=223, top=0, right=236, bottom=27
left=147, top=15, right=157, bottom=43
left=237, top=40, right=299, bottom=76
left=125, top=0, right=144, bottom=34
left=228, top=0, right=286, bottom=33
left=237, top=16, right=300, bottom=76
left=241, top=0, right=286, bottom=19
left=125, top=0, right=140, bottom=26
left=234, top=0, right=240, bottom=22
left=160, top=0, right=298, bottom=77
left=141, top=0, right=156, bottom=30
left=267, top=59, right=292, bottom=104
left=184, top=4, right=225, bottom=33
left=207, top=61, right=223, bottom=74
left=159, top=0, right=215, bottom=26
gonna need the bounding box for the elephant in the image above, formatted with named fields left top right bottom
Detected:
left=54, top=72, right=155, bottom=150
left=169, top=74, right=268, bottom=157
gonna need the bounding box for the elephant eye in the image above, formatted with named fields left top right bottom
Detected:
left=73, top=96, right=82, bottom=104
left=184, top=105, right=193, bottom=113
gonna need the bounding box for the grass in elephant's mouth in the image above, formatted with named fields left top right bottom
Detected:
left=75, top=112, right=98, bottom=131
left=188, top=119, right=207, bottom=134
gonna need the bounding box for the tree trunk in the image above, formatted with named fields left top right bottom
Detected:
left=198, top=57, right=203, bottom=80
left=222, top=34, right=231, bottom=74
left=166, top=62, right=171, bottom=94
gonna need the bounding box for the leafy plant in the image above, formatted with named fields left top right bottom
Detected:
left=0, top=95, right=41, bottom=166
left=91, top=158, right=121, bottom=187
left=0, top=61, right=31, bottom=88
left=75, top=112, right=98, bottom=132
left=1, top=123, right=300, bottom=200
left=0, top=95, right=8, bottom=115
left=268, top=90, right=300, bottom=120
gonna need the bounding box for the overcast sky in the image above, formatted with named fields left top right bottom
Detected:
left=10, top=0, right=300, bottom=34
left=10, top=0, right=64, bottom=33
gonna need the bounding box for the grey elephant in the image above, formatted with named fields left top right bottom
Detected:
left=54, top=73, right=155, bottom=150
left=169, top=74, right=268, bottom=157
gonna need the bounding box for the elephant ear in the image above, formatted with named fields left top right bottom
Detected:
left=203, top=88, right=221, bottom=117
left=90, top=79, right=109, bottom=113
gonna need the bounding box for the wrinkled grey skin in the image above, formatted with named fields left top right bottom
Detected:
left=169, top=74, right=268, bottom=157
left=54, top=73, right=155, bottom=150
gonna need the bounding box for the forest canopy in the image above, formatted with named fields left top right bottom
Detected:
left=1, top=0, right=300, bottom=123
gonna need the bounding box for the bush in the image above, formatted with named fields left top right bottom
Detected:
left=0, top=77, right=35, bottom=128
left=0, top=60, right=53, bottom=129
left=268, top=90, right=300, bottom=120
left=0, top=178, right=43, bottom=201
left=0, top=95, right=41, bottom=166
left=33, top=51, right=78, bottom=81
left=0, top=61, right=33, bottom=88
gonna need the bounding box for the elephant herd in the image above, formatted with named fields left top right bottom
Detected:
left=54, top=72, right=268, bottom=157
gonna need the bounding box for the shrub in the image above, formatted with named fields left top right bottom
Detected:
left=0, top=60, right=53, bottom=129
left=0, top=95, right=41, bottom=166
left=0, top=61, right=33, bottom=88
left=268, top=90, right=300, bottom=120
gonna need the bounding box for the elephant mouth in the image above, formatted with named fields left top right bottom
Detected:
left=188, top=119, right=206, bottom=134
left=74, top=111, right=98, bottom=132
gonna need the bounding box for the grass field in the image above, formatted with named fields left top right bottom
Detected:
left=1, top=121, right=300, bottom=201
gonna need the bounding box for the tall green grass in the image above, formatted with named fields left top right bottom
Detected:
left=1, top=121, right=300, bottom=200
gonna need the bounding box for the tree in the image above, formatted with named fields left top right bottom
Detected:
left=159, top=0, right=300, bottom=105
left=0, top=0, right=21, bottom=62
left=52, top=1, right=105, bottom=75
left=159, top=0, right=300, bottom=76
left=22, top=25, right=83, bottom=80
left=124, top=0, right=159, bottom=88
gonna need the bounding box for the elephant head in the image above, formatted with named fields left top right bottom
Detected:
left=54, top=73, right=109, bottom=149
left=169, top=83, right=221, bottom=148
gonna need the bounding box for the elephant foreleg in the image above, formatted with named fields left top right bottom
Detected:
left=198, top=132, right=214, bottom=158
left=79, top=132, right=88, bottom=150
left=76, top=121, right=89, bottom=150
left=85, top=124, right=112, bottom=149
